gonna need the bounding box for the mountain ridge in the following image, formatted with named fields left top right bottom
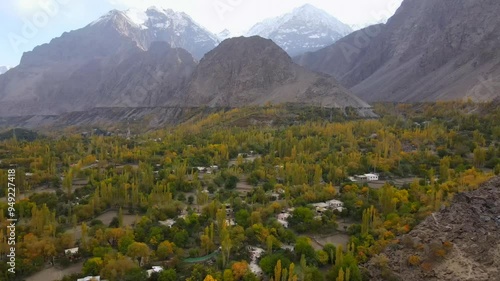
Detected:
left=295, top=0, right=500, bottom=102
left=183, top=36, right=370, bottom=108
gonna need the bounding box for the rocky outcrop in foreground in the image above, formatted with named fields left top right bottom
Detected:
left=365, top=176, right=500, bottom=281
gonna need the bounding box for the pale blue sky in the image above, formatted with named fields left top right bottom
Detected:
left=0, top=0, right=403, bottom=66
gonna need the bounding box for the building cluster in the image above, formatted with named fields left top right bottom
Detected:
left=277, top=209, right=293, bottom=228
left=195, top=165, right=219, bottom=174
left=312, top=199, right=345, bottom=216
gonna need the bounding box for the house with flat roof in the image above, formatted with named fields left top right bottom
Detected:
left=355, top=173, right=379, bottom=182
left=147, top=266, right=164, bottom=277
left=77, top=277, right=101, bottom=281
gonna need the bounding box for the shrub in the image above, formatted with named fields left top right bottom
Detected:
left=407, top=255, right=421, bottom=266
left=420, top=262, right=433, bottom=272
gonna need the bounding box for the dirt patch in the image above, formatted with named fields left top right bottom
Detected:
left=25, top=261, right=84, bottom=281
left=309, top=234, right=350, bottom=250
left=67, top=210, right=137, bottom=240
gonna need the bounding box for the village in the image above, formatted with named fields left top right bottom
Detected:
left=1, top=146, right=427, bottom=281
left=0, top=101, right=496, bottom=281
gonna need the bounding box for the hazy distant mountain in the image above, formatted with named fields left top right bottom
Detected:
left=0, top=66, right=10, bottom=75
left=0, top=7, right=372, bottom=118
left=247, top=4, right=352, bottom=56
left=0, top=8, right=200, bottom=116
left=296, top=0, right=500, bottom=102
left=217, top=29, right=233, bottom=41
left=183, top=36, right=370, bottom=108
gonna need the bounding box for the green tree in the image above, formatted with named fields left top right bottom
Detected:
left=126, top=242, right=150, bottom=265
left=83, top=257, right=103, bottom=276
left=159, top=269, right=178, bottom=281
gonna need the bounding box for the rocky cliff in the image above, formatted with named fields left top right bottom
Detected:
left=364, top=176, right=500, bottom=281
left=296, top=0, right=500, bottom=102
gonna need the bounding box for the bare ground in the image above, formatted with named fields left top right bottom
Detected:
left=25, top=261, right=84, bottom=281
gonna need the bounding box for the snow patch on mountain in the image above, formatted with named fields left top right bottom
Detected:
left=124, top=8, right=149, bottom=29
left=247, top=4, right=352, bottom=56
left=88, top=6, right=219, bottom=59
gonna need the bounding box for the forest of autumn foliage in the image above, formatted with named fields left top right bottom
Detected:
left=0, top=101, right=498, bottom=281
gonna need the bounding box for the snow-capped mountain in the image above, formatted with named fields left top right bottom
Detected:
left=91, top=7, right=219, bottom=59
left=246, top=4, right=352, bottom=56
left=0, top=66, right=11, bottom=75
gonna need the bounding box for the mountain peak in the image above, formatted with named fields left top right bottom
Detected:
left=246, top=5, right=352, bottom=56
left=206, top=36, right=291, bottom=62
left=88, top=7, right=218, bottom=59
left=184, top=35, right=370, bottom=109
left=90, top=9, right=127, bottom=26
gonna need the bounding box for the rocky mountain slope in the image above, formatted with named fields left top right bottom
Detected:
left=0, top=7, right=371, bottom=118
left=93, top=41, right=196, bottom=107
left=183, top=36, right=370, bottom=108
left=365, top=176, right=500, bottom=281
left=296, top=0, right=500, bottom=102
left=247, top=4, right=352, bottom=56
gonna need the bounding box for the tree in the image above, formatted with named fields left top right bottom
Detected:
left=336, top=268, right=344, bottom=281
left=235, top=209, right=250, bottom=228
left=348, top=264, right=362, bottom=281
left=221, top=228, right=233, bottom=268
left=361, top=206, right=375, bottom=235
left=159, top=269, right=177, bottom=281
left=58, top=232, right=75, bottom=251
left=223, top=269, right=234, bottom=281
left=289, top=207, right=314, bottom=233
left=259, top=254, right=291, bottom=276
left=204, top=275, right=217, bottom=281
left=316, top=250, right=329, bottom=266
left=473, top=147, right=486, bottom=168
left=100, top=254, right=138, bottom=281
left=274, top=260, right=282, bottom=281
left=323, top=244, right=336, bottom=264
left=335, top=246, right=343, bottom=267
left=83, top=257, right=103, bottom=276
left=118, top=207, right=124, bottom=227
left=232, top=261, right=249, bottom=280
left=287, top=263, right=298, bottom=281
left=118, top=233, right=135, bottom=254
left=126, top=242, right=150, bottom=265
left=304, top=267, right=324, bottom=281
left=123, top=268, right=148, bottom=281
left=157, top=240, right=175, bottom=260
left=225, top=175, right=239, bottom=190
left=295, top=237, right=316, bottom=264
